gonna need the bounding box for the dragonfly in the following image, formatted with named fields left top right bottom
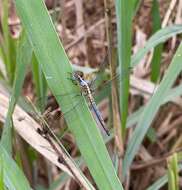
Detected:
left=34, top=66, right=132, bottom=136
left=70, top=71, right=110, bottom=136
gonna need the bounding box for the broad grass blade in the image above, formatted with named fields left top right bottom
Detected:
left=14, top=0, right=123, bottom=189
left=0, top=144, right=31, bottom=190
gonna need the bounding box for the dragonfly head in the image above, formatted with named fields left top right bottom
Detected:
left=73, top=71, right=83, bottom=78
left=72, top=71, right=83, bottom=81
left=72, top=71, right=88, bottom=87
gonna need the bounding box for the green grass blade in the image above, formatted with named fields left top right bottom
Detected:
left=132, top=0, right=142, bottom=15
left=1, top=0, right=17, bottom=84
left=1, top=0, right=10, bottom=80
left=32, top=54, right=47, bottom=112
left=0, top=32, right=32, bottom=153
left=115, top=0, right=132, bottom=135
left=48, top=173, right=69, bottom=190
left=151, top=0, right=163, bottom=82
left=123, top=42, right=182, bottom=177
left=147, top=176, right=167, bottom=190
left=8, top=37, right=17, bottom=83
left=168, top=171, right=175, bottom=190
left=127, top=83, right=182, bottom=129
left=0, top=155, right=5, bottom=190
left=0, top=144, right=31, bottom=190
left=131, top=25, right=182, bottom=67
left=147, top=164, right=182, bottom=190
left=14, top=0, right=123, bottom=189
left=167, top=153, right=179, bottom=190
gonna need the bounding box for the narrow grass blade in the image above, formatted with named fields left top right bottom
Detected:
left=133, top=0, right=142, bottom=15
left=123, top=42, right=182, bottom=177
left=0, top=155, right=5, bottom=190
left=147, top=164, right=182, bottom=190
left=151, top=0, right=163, bottom=82
left=167, top=153, right=179, bottom=190
left=32, top=54, right=47, bottom=112
left=115, top=0, right=132, bottom=135
left=0, top=32, right=32, bottom=153
left=147, top=175, right=167, bottom=190
left=0, top=144, right=31, bottom=190
left=1, top=0, right=17, bottom=84
left=126, top=82, right=182, bottom=129
left=131, top=25, right=182, bottom=67
left=14, top=0, right=123, bottom=189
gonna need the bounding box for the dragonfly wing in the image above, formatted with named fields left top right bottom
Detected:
left=28, top=91, right=83, bottom=126
left=35, top=91, right=81, bottom=111
left=91, top=66, right=132, bottom=95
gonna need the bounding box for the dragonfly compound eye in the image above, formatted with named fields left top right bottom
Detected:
left=74, top=71, right=84, bottom=78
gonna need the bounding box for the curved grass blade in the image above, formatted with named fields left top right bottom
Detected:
left=0, top=144, right=31, bottom=190
left=131, top=25, right=182, bottom=66
left=126, top=83, right=182, bottom=129
left=123, top=42, right=182, bottom=177
left=14, top=0, right=123, bottom=189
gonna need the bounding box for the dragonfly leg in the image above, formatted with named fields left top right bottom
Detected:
left=37, top=127, right=43, bottom=135
left=67, top=77, right=77, bottom=85
left=37, top=125, right=49, bottom=137
left=72, top=92, right=82, bottom=98
left=67, top=72, right=79, bottom=85
left=58, top=156, right=65, bottom=164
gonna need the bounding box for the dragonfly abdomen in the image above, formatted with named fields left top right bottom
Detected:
left=91, top=101, right=110, bottom=136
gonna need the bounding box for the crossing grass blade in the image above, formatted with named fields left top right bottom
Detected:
left=123, top=42, right=182, bottom=177
left=14, top=0, right=123, bottom=189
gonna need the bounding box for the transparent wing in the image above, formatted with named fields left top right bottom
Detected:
left=28, top=91, right=83, bottom=129
left=34, top=90, right=81, bottom=111
left=90, top=67, right=132, bottom=96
